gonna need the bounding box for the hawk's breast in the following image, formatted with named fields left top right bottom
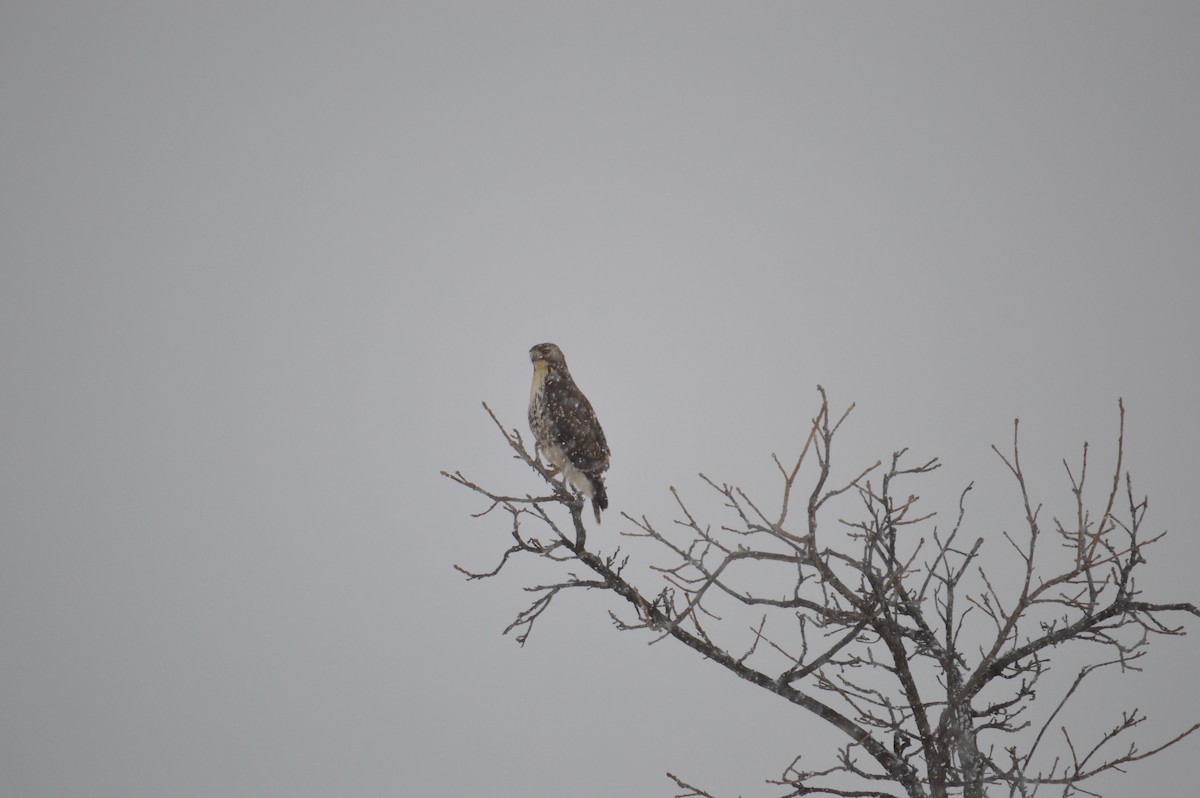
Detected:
left=529, top=360, right=551, bottom=442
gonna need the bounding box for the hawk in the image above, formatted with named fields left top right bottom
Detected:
left=528, top=343, right=610, bottom=523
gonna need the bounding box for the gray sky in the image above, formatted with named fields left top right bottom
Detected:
left=2, top=3, right=1198, bottom=796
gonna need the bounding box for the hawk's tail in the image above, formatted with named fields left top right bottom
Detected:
left=590, top=476, right=608, bottom=524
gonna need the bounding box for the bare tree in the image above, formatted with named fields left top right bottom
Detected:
left=443, top=389, right=1198, bottom=798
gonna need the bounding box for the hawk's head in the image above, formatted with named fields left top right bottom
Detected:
left=529, top=342, right=567, bottom=369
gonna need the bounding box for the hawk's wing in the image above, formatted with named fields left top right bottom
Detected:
left=545, top=375, right=610, bottom=473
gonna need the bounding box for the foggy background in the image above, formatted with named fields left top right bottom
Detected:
left=2, top=3, right=1197, bottom=796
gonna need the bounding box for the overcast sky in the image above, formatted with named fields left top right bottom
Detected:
left=2, top=3, right=1198, bottom=797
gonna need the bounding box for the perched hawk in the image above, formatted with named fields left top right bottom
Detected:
left=528, top=343, right=610, bottom=523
